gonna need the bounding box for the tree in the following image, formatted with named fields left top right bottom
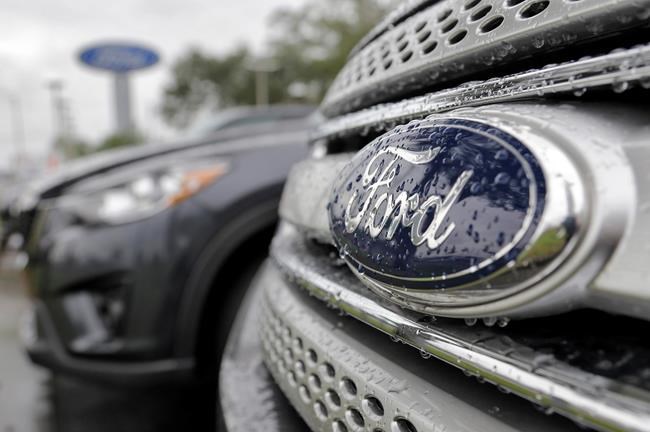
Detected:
left=54, top=135, right=91, bottom=159
left=96, top=131, right=144, bottom=152
left=161, top=46, right=255, bottom=128
left=268, top=0, right=394, bottom=101
left=160, top=0, right=395, bottom=128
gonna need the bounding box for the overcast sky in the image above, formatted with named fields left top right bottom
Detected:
left=0, top=0, right=307, bottom=169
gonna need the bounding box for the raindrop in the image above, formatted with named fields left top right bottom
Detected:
left=483, top=317, right=497, bottom=327
left=464, top=318, right=478, bottom=326
left=497, top=385, right=511, bottom=394
left=494, top=172, right=510, bottom=185
left=573, top=88, right=587, bottom=97
left=612, top=80, right=630, bottom=93
left=640, top=77, right=650, bottom=89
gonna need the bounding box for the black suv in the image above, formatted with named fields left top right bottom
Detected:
left=7, top=105, right=314, bottom=386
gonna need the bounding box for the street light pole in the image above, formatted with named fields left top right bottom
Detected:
left=113, top=73, right=133, bottom=132
left=255, top=69, right=269, bottom=106
left=245, top=58, right=279, bottom=106
left=0, top=89, right=26, bottom=169
left=8, top=96, right=25, bottom=166
left=47, top=80, right=66, bottom=140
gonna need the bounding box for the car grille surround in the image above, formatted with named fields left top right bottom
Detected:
left=264, top=2, right=650, bottom=430
left=322, top=0, right=650, bottom=116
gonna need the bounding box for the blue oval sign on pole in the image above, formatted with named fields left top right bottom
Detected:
left=79, top=43, right=159, bottom=73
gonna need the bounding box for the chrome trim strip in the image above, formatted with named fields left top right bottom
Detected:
left=315, top=44, right=650, bottom=141
left=322, top=0, right=650, bottom=116
left=270, top=223, right=650, bottom=432
left=279, top=154, right=350, bottom=244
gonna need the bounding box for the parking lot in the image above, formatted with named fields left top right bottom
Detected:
left=0, top=266, right=214, bottom=432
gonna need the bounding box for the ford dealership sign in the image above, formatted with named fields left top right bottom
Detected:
left=79, top=43, right=159, bottom=73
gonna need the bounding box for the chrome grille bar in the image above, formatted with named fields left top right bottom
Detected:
left=322, top=0, right=650, bottom=115
left=315, top=44, right=650, bottom=141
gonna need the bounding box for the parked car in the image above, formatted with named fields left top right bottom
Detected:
left=0, top=105, right=313, bottom=253
left=220, top=2, right=650, bottom=432
left=10, top=105, right=314, bottom=388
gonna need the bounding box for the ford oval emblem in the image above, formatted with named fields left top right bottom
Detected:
left=329, top=118, right=557, bottom=304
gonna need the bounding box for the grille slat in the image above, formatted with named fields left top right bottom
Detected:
left=315, top=44, right=650, bottom=143
left=322, top=0, right=650, bottom=116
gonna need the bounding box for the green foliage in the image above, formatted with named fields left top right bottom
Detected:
left=96, top=131, right=144, bottom=152
left=161, top=46, right=256, bottom=128
left=57, top=131, right=144, bottom=160
left=54, top=135, right=92, bottom=159
left=268, top=0, right=393, bottom=100
left=161, top=0, right=395, bottom=128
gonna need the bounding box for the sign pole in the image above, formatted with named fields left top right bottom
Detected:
left=113, top=73, right=132, bottom=133
left=79, top=42, right=159, bottom=136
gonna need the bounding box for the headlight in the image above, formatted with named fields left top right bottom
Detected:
left=57, top=161, right=228, bottom=225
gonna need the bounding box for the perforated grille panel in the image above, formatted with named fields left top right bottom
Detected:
left=258, top=263, right=587, bottom=432
left=261, top=305, right=421, bottom=432
left=322, top=0, right=650, bottom=116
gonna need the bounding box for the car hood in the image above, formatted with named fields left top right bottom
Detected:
left=32, top=117, right=313, bottom=201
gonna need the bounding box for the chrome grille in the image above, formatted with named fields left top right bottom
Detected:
left=270, top=3, right=650, bottom=430
left=259, top=260, right=583, bottom=432
left=268, top=223, right=650, bottom=432
left=315, top=44, right=650, bottom=142
left=261, top=306, right=425, bottom=432
left=322, top=0, right=650, bottom=116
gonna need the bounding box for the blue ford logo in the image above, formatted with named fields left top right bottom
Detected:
left=329, top=118, right=546, bottom=292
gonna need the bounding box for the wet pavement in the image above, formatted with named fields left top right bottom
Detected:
left=0, top=267, right=216, bottom=432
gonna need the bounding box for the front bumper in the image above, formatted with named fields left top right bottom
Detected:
left=235, top=260, right=581, bottom=432
left=219, top=262, right=309, bottom=432
left=21, top=299, right=194, bottom=387
left=21, top=196, right=215, bottom=382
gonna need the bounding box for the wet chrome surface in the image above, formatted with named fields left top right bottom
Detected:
left=220, top=270, right=309, bottom=432
left=327, top=116, right=583, bottom=309
left=322, top=0, right=650, bottom=115
left=315, top=44, right=650, bottom=142
left=287, top=103, right=650, bottom=320
left=259, top=261, right=583, bottom=432
left=270, top=224, right=650, bottom=432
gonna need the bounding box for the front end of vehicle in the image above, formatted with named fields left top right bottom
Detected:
left=22, top=152, right=233, bottom=383
left=18, top=123, right=309, bottom=385
left=221, top=1, right=650, bottom=431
